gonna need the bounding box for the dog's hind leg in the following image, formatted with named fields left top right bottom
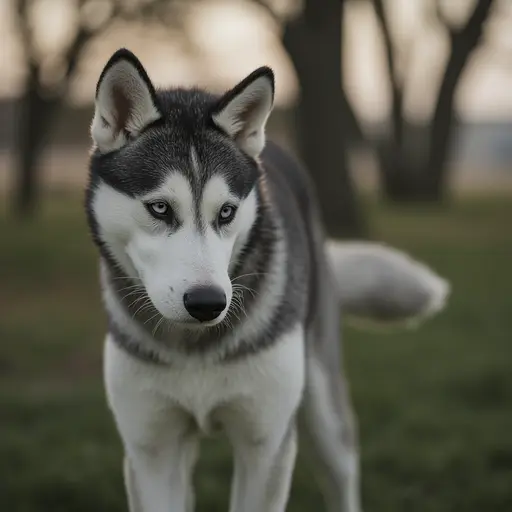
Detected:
left=300, top=353, right=362, bottom=512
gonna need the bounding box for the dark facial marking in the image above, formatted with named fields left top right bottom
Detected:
left=89, top=89, right=260, bottom=222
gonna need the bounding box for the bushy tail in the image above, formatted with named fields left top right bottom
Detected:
left=326, top=241, right=450, bottom=330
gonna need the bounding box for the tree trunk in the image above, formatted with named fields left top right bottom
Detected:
left=381, top=165, right=438, bottom=203
left=13, top=65, right=60, bottom=218
left=424, top=0, right=496, bottom=200
left=283, top=0, right=366, bottom=238
left=378, top=141, right=435, bottom=202
left=380, top=157, right=419, bottom=202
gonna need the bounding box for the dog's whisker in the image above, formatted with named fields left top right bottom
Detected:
left=117, top=284, right=145, bottom=293
left=119, top=289, right=146, bottom=302
left=127, top=294, right=149, bottom=310
left=143, top=312, right=159, bottom=325
left=231, top=271, right=268, bottom=283
left=144, top=311, right=161, bottom=329
left=232, top=284, right=258, bottom=298
left=133, top=299, right=154, bottom=318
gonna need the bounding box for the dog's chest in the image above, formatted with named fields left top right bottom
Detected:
left=155, top=360, right=252, bottom=428
left=104, top=324, right=306, bottom=436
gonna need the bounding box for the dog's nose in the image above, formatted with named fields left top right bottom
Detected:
left=183, top=286, right=227, bottom=322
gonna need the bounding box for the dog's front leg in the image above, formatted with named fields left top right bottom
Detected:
left=228, top=422, right=298, bottom=512
left=124, top=433, right=198, bottom=512
left=105, top=340, right=199, bottom=512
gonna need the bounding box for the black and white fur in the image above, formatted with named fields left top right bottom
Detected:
left=85, top=49, right=450, bottom=512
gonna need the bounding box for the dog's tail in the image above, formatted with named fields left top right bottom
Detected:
left=325, top=240, right=450, bottom=330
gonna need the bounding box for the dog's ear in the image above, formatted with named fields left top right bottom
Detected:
left=211, top=67, right=274, bottom=158
left=91, top=49, right=161, bottom=153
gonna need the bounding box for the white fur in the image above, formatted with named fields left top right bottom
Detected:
left=326, top=241, right=450, bottom=329
left=104, top=322, right=305, bottom=512
left=91, top=59, right=161, bottom=153
left=93, top=173, right=258, bottom=327
left=189, top=146, right=201, bottom=178
left=212, top=75, right=274, bottom=158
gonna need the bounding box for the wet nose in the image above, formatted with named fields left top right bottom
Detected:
left=183, top=286, right=227, bottom=322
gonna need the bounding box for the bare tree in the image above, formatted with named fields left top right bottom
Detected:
left=256, top=0, right=496, bottom=210
left=283, top=0, right=367, bottom=237
left=254, top=0, right=367, bottom=237
left=11, top=0, right=175, bottom=218
left=370, top=0, right=497, bottom=202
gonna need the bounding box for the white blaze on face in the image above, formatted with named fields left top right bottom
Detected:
left=93, top=172, right=258, bottom=325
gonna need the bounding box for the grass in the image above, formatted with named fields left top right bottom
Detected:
left=1, top=191, right=511, bottom=511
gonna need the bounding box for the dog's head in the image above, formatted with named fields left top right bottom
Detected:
left=87, top=49, right=274, bottom=328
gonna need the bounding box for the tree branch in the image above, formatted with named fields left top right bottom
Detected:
left=370, top=0, right=404, bottom=148
left=426, top=0, right=497, bottom=190
left=61, top=0, right=181, bottom=91
left=283, top=0, right=367, bottom=147
left=14, top=0, right=36, bottom=63
left=457, top=0, right=496, bottom=42
left=371, top=0, right=397, bottom=82
left=63, top=28, right=91, bottom=83
left=434, top=0, right=457, bottom=37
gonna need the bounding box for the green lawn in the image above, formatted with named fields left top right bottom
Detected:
left=1, top=192, right=511, bottom=512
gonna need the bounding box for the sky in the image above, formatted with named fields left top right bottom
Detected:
left=1, top=0, right=512, bottom=123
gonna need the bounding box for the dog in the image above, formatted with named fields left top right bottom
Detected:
left=85, top=48, right=450, bottom=512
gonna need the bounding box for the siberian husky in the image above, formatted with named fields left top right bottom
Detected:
left=85, top=49, right=450, bottom=512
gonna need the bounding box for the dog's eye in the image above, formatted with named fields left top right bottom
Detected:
left=147, top=201, right=171, bottom=219
left=218, top=204, right=237, bottom=225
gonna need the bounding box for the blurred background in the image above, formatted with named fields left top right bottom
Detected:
left=0, top=0, right=511, bottom=510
